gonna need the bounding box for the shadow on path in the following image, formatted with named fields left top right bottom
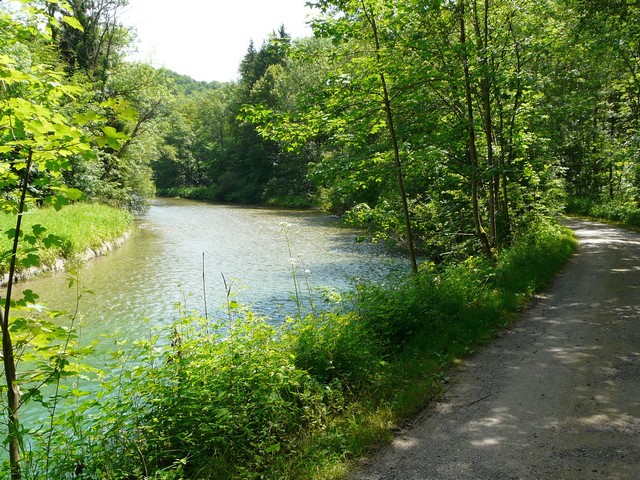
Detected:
left=351, top=219, right=640, bottom=480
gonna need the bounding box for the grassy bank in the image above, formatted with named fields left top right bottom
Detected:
left=23, top=220, right=576, bottom=479
left=566, top=197, right=640, bottom=228
left=0, top=203, right=133, bottom=276
left=159, top=186, right=316, bottom=208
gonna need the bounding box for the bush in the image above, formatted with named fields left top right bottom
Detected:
left=565, top=196, right=594, bottom=216
left=566, top=196, right=640, bottom=227
left=494, top=220, right=577, bottom=297
left=291, top=312, right=385, bottom=390
left=35, top=313, right=332, bottom=479
left=159, top=186, right=222, bottom=202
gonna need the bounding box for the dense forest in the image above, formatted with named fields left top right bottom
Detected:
left=156, top=0, right=640, bottom=267
left=4, top=0, right=637, bottom=264
left=0, top=0, right=638, bottom=478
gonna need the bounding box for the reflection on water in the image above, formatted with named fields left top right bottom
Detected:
left=19, top=197, right=409, bottom=344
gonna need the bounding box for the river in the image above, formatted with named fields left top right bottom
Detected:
left=20, top=197, right=409, bottom=345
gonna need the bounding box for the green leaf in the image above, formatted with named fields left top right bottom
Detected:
left=50, top=194, right=69, bottom=211
left=50, top=186, right=84, bottom=201
left=32, top=224, right=46, bottom=236
left=22, top=253, right=40, bottom=268
left=62, top=16, right=84, bottom=32
left=264, top=443, right=281, bottom=453
left=73, top=111, right=101, bottom=124
left=23, top=234, right=37, bottom=246
left=21, top=290, right=39, bottom=304
left=43, top=234, right=64, bottom=248
left=101, top=126, right=128, bottom=139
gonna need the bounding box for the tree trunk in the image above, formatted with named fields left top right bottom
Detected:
left=362, top=0, right=419, bottom=274
left=459, top=0, right=495, bottom=260
left=0, top=150, right=33, bottom=480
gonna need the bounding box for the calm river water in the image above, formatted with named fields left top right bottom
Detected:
left=21, top=197, right=409, bottom=344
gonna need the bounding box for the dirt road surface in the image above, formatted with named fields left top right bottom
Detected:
left=351, top=220, right=640, bottom=480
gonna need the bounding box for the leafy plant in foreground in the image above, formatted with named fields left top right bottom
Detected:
left=36, top=311, right=331, bottom=479
left=1, top=3, right=132, bottom=476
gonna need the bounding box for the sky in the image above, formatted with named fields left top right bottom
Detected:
left=119, top=0, right=316, bottom=83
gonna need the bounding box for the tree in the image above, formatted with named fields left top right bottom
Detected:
left=546, top=0, right=640, bottom=204
left=47, top=0, right=131, bottom=87
left=287, top=0, right=420, bottom=271
left=1, top=4, right=104, bottom=476
left=218, top=28, right=296, bottom=203
left=46, top=0, right=166, bottom=211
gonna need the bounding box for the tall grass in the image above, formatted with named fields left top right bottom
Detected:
left=21, top=220, right=576, bottom=479
left=0, top=203, right=133, bottom=275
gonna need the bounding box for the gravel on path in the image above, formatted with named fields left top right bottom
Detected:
left=351, top=220, right=640, bottom=480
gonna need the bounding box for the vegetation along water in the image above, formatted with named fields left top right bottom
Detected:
left=1, top=0, right=639, bottom=478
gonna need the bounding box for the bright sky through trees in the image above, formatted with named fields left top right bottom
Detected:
left=120, top=0, right=314, bottom=82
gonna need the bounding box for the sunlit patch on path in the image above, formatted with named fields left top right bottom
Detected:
left=352, top=219, right=640, bottom=479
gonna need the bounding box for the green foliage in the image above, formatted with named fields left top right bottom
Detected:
left=0, top=4, right=138, bottom=474
left=36, top=313, right=333, bottom=479
left=160, top=68, right=222, bottom=96
left=0, top=0, right=632, bottom=476
left=291, top=312, right=385, bottom=390
left=494, top=221, right=577, bottom=298
left=566, top=197, right=640, bottom=228
left=159, top=186, right=222, bottom=202
left=155, top=33, right=322, bottom=206
left=24, top=220, right=575, bottom=479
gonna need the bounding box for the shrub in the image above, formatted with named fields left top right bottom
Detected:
left=36, top=314, right=331, bottom=479
left=290, top=312, right=385, bottom=390
left=494, top=220, right=576, bottom=297
left=566, top=196, right=640, bottom=228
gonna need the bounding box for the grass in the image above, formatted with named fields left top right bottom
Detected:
left=19, top=220, right=577, bottom=479
left=565, top=196, right=640, bottom=228
left=0, top=203, right=133, bottom=276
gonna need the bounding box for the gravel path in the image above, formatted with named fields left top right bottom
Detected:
left=351, top=220, right=640, bottom=480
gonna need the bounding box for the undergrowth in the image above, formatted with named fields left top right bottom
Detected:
left=159, top=186, right=315, bottom=208
left=565, top=196, right=640, bottom=227
left=13, top=220, right=576, bottom=479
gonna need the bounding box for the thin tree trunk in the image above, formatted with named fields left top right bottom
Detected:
left=472, top=0, right=498, bottom=249
left=500, top=14, right=526, bottom=242
left=361, top=0, right=419, bottom=273
left=459, top=0, right=494, bottom=259
left=1, top=150, right=33, bottom=480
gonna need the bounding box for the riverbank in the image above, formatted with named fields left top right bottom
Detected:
left=0, top=203, right=133, bottom=285
left=27, top=218, right=577, bottom=479
left=158, top=186, right=317, bottom=208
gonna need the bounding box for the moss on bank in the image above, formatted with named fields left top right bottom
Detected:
left=0, top=203, right=133, bottom=278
